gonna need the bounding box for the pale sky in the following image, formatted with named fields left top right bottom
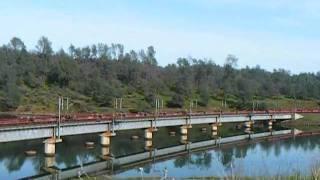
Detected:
left=1, top=0, right=320, bottom=73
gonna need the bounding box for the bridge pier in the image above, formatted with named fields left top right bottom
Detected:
left=144, top=128, right=154, bottom=150
left=180, top=125, right=189, bottom=135
left=180, top=127, right=188, bottom=135
left=180, top=125, right=190, bottom=144
left=144, top=128, right=153, bottom=140
left=244, top=121, right=253, bottom=128
left=211, top=123, right=218, bottom=137
left=43, top=138, right=62, bottom=156
left=100, top=131, right=113, bottom=147
left=244, top=121, right=253, bottom=134
left=268, top=120, right=273, bottom=130
left=144, top=128, right=156, bottom=150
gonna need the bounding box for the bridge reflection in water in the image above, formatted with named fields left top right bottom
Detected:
left=30, top=128, right=294, bottom=180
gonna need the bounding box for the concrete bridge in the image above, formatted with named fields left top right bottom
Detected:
left=0, top=113, right=302, bottom=155
left=30, top=129, right=293, bottom=180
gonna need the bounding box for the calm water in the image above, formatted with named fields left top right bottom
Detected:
left=0, top=122, right=318, bottom=179
left=117, top=135, right=320, bottom=178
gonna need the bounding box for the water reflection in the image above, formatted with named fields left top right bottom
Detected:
left=174, top=152, right=212, bottom=169
left=116, top=135, right=320, bottom=178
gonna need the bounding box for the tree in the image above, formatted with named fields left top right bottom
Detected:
left=222, top=54, right=239, bottom=99
left=9, top=37, right=26, bottom=51
left=36, top=36, right=53, bottom=59
left=3, top=70, right=21, bottom=110
left=81, top=46, right=91, bottom=60
left=91, top=44, right=97, bottom=59
left=199, top=84, right=210, bottom=107
left=69, top=44, right=76, bottom=58
left=167, top=93, right=185, bottom=108
left=225, top=54, right=238, bottom=68
left=1, top=36, right=320, bottom=112
left=145, top=46, right=157, bottom=65
left=97, top=43, right=109, bottom=59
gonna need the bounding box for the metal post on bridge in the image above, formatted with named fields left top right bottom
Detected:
left=58, top=97, right=61, bottom=139
left=153, top=97, right=161, bottom=131
left=161, top=99, right=164, bottom=109
left=112, top=98, right=118, bottom=135
left=66, top=97, right=69, bottom=114
left=111, top=97, right=122, bottom=135
left=57, top=96, right=71, bottom=139
left=188, top=100, right=194, bottom=127
left=119, top=98, right=123, bottom=120
left=252, top=100, right=256, bottom=114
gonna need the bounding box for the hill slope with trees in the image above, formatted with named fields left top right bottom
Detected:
left=0, top=36, right=319, bottom=113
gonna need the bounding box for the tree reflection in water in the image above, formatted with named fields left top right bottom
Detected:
left=0, top=139, right=43, bottom=173
left=174, top=151, right=212, bottom=170
left=170, top=135, right=320, bottom=176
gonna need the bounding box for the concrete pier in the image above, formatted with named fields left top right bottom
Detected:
left=211, top=123, right=218, bottom=137
left=100, top=132, right=112, bottom=146
left=180, top=125, right=189, bottom=144
left=244, top=121, right=253, bottom=128
left=268, top=120, right=273, bottom=130
left=244, top=121, right=254, bottom=134
left=144, top=128, right=153, bottom=140
left=144, top=128, right=153, bottom=150
left=180, top=125, right=188, bottom=135
left=211, top=124, right=218, bottom=131
left=43, top=138, right=62, bottom=156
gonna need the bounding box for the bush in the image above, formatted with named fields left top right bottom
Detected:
left=167, top=94, right=184, bottom=108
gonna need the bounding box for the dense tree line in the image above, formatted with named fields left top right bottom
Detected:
left=0, top=36, right=319, bottom=112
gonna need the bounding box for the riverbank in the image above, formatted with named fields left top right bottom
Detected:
left=282, top=113, right=320, bottom=131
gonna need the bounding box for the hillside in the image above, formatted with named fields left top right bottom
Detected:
left=1, top=36, right=320, bottom=113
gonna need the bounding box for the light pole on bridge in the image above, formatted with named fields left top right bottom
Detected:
left=154, top=97, right=164, bottom=130
left=57, top=96, right=70, bottom=139
left=113, top=97, right=123, bottom=135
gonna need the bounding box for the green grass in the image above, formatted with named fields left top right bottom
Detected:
left=263, top=97, right=319, bottom=110
left=300, top=114, right=320, bottom=121
left=281, top=113, right=320, bottom=131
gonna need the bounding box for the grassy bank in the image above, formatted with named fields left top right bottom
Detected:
left=282, top=113, right=320, bottom=131
left=7, top=92, right=320, bottom=114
